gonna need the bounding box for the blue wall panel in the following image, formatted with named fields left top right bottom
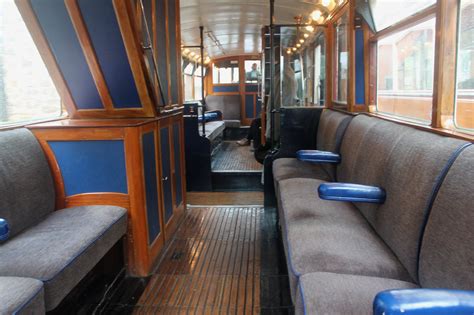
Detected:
left=78, top=0, right=142, bottom=109
left=30, top=0, right=103, bottom=109
left=168, top=0, right=179, bottom=104
left=245, top=94, right=254, bottom=119
left=213, top=85, right=239, bottom=93
left=355, top=29, right=365, bottom=105
left=142, top=132, right=161, bottom=244
left=245, top=84, right=258, bottom=93
left=160, top=127, right=173, bottom=223
left=48, top=140, right=127, bottom=196
left=156, top=0, right=169, bottom=105
left=173, top=123, right=183, bottom=207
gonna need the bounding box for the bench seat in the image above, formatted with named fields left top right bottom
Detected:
left=0, top=205, right=127, bottom=311
left=199, top=120, right=225, bottom=141
left=0, top=277, right=45, bottom=315
left=296, top=272, right=417, bottom=315
left=278, top=178, right=411, bottom=301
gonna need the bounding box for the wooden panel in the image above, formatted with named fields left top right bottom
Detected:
left=136, top=206, right=262, bottom=313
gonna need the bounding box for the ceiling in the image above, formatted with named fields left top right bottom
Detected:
left=180, top=0, right=339, bottom=58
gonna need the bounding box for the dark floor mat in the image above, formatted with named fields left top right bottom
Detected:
left=212, top=141, right=262, bottom=171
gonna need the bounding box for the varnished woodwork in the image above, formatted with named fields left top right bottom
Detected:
left=65, top=0, right=115, bottom=112
left=187, top=192, right=264, bottom=206
left=432, top=0, right=458, bottom=128
left=65, top=193, right=130, bottom=208
left=135, top=206, right=262, bottom=313
left=347, top=0, right=355, bottom=111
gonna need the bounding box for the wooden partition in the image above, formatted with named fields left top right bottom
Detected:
left=28, top=112, right=186, bottom=276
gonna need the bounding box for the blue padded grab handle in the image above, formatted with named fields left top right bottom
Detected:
left=373, top=289, right=474, bottom=315
left=318, top=183, right=386, bottom=203
left=0, top=218, right=10, bottom=242
left=296, top=150, right=341, bottom=163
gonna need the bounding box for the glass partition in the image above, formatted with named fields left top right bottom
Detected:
left=334, top=12, right=349, bottom=104
left=244, top=60, right=262, bottom=83
left=212, top=60, right=239, bottom=84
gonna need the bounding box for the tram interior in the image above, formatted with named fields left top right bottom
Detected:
left=0, top=0, right=473, bottom=314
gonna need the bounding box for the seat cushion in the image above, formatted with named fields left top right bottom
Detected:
left=0, top=276, right=45, bottom=315
left=199, top=121, right=225, bottom=141
left=223, top=120, right=241, bottom=128
left=272, top=158, right=332, bottom=197
left=278, top=178, right=411, bottom=300
left=0, top=205, right=127, bottom=311
left=0, top=129, right=55, bottom=238
left=296, top=272, right=418, bottom=315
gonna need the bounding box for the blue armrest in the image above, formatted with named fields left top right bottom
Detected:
left=374, top=289, right=474, bottom=315
left=318, top=183, right=386, bottom=203
left=0, top=218, right=10, bottom=242
left=296, top=150, right=341, bottom=163
left=197, top=112, right=221, bottom=123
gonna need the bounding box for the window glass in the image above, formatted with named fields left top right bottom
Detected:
left=376, top=18, right=435, bottom=123
left=314, top=35, right=326, bottom=106
left=334, top=12, right=349, bottom=104
left=183, top=62, right=195, bottom=76
left=184, top=75, right=193, bottom=101
left=194, top=76, right=202, bottom=100
left=0, top=0, right=61, bottom=126
left=244, top=60, right=261, bottom=83
left=454, top=0, right=474, bottom=132
left=369, top=0, right=436, bottom=32
left=212, top=60, right=239, bottom=84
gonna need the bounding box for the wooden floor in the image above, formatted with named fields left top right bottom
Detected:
left=187, top=192, right=264, bottom=206
left=134, top=206, right=263, bottom=314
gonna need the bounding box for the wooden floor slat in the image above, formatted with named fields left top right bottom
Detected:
left=135, top=206, right=262, bottom=314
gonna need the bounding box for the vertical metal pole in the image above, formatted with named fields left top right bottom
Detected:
left=200, top=26, right=206, bottom=137
left=269, top=0, right=275, bottom=147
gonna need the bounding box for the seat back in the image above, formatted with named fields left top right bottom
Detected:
left=0, top=129, right=55, bottom=238
left=205, top=95, right=241, bottom=121
left=418, top=144, right=474, bottom=289
left=316, top=109, right=353, bottom=180
left=337, top=115, right=469, bottom=281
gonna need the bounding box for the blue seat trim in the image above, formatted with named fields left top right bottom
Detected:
left=296, top=150, right=341, bottom=164
left=373, top=289, right=474, bottom=315
left=197, top=112, right=220, bottom=123
left=318, top=183, right=386, bottom=204
left=0, top=218, right=9, bottom=242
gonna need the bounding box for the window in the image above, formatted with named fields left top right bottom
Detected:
left=314, top=35, right=326, bottom=106
left=194, top=66, right=203, bottom=100
left=334, top=12, right=349, bottom=104
left=0, top=0, right=61, bottom=126
left=184, top=74, right=194, bottom=101
left=212, top=60, right=239, bottom=84
left=369, top=0, right=436, bottom=32
left=244, top=60, right=261, bottom=83
left=376, top=18, right=435, bottom=123
left=454, top=0, right=474, bottom=132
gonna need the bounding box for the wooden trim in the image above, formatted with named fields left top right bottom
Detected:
left=65, top=193, right=130, bottom=208
left=31, top=128, right=124, bottom=140
left=113, top=0, right=156, bottom=117
left=14, top=0, right=78, bottom=118
left=65, top=0, right=114, bottom=112
left=175, top=0, right=183, bottom=106
left=432, top=0, right=458, bottom=128
left=164, top=0, right=172, bottom=104
left=347, top=0, right=355, bottom=111
left=369, top=112, right=474, bottom=141
left=124, top=126, right=149, bottom=276
left=370, top=5, right=437, bottom=41
left=325, top=23, right=333, bottom=108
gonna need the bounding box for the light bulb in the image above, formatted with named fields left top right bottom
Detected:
left=311, top=10, right=321, bottom=21
left=296, top=43, right=301, bottom=48
left=292, top=47, right=297, bottom=51
left=306, top=25, right=315, bottom=32
left=322, top=0, right=330, bottom=6
left=299, top=39, right=305, bottom=44
left=304, top=33, right=309, bottom=38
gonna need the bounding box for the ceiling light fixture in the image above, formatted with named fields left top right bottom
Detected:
left=310, top=10, right=322, bottom=21
left=306, top=25, right=315, bottom=32
left=322, top=0, right=331, bottom=6
left=304, top=33, right=309, bottom=38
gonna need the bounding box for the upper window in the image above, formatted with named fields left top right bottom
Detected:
left=0, top=0, right=61, bottom=126
left=314, top=34, right=326, bottom=106
left=369, top=0, right=436, bottom=32
left=244, top=60, right=261, bottom=83
left=334, top=12, right=349, bottom=104
left=376, top=18, right=436, bottom=123
left=212, top=60, right=239, bottom=84
left=454, top=0, right=474, bottom=132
